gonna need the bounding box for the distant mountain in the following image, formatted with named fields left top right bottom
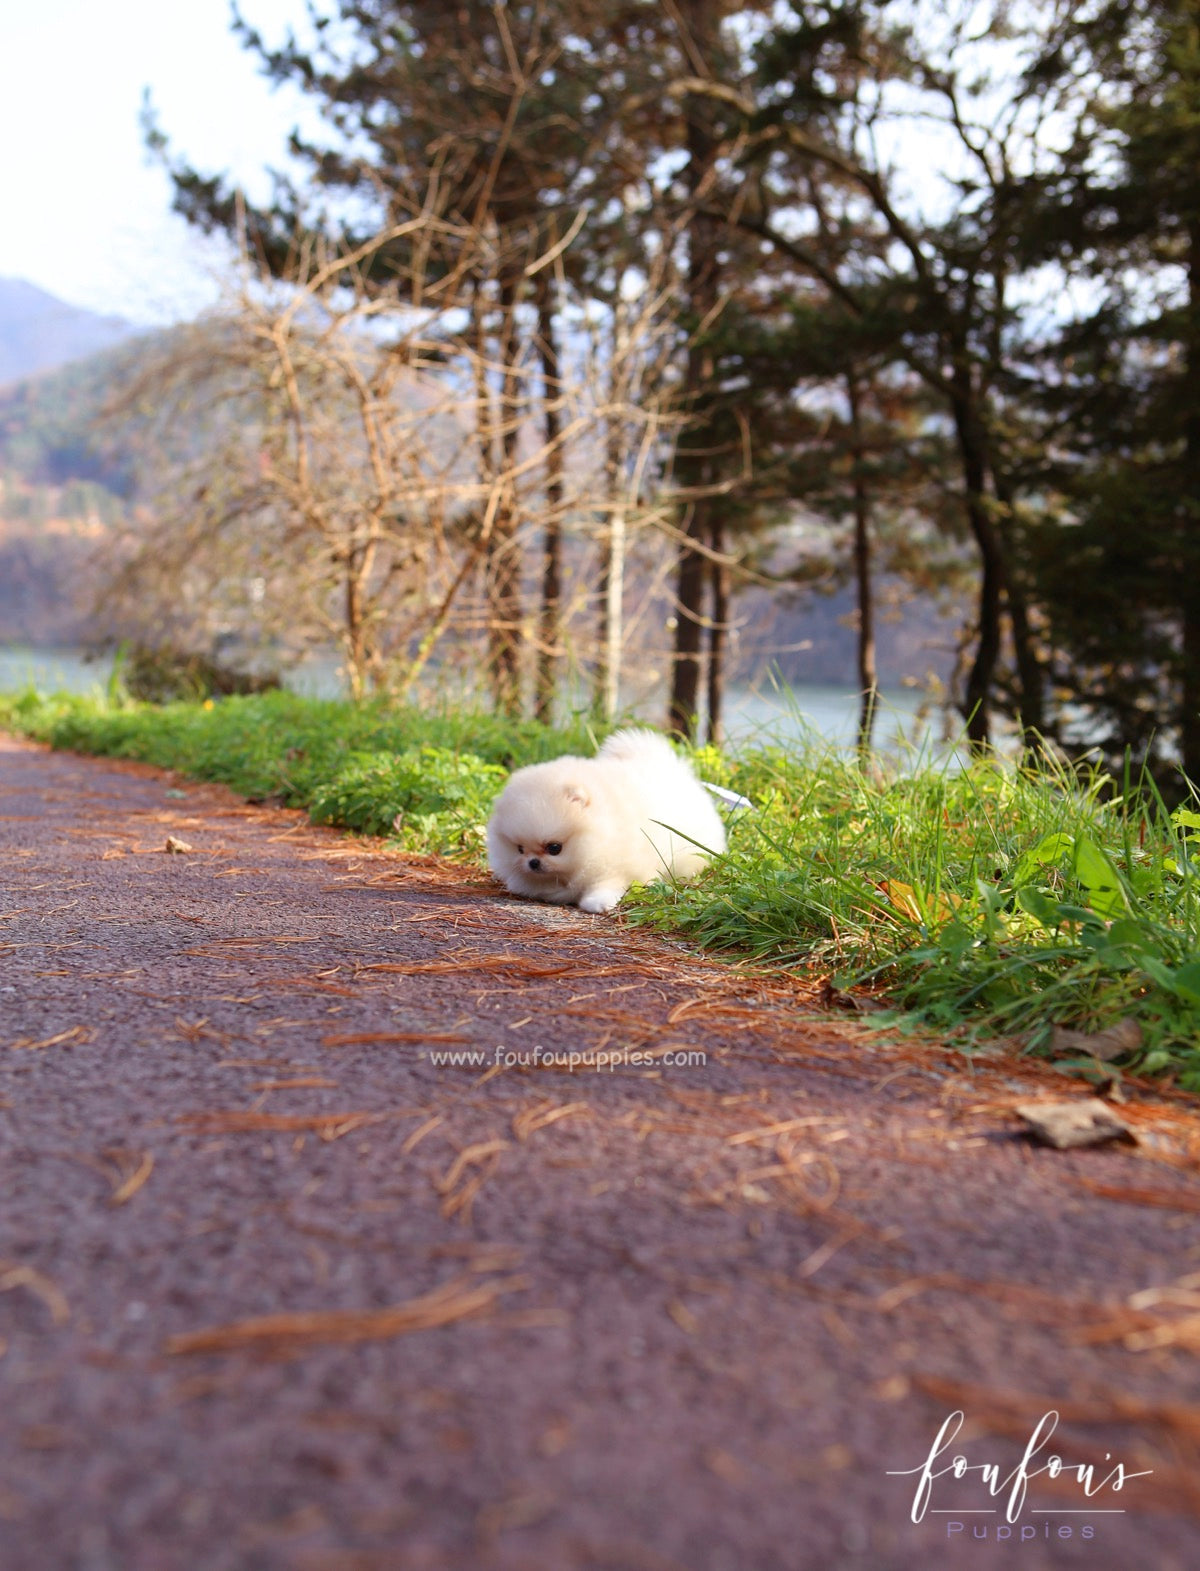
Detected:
left=0, top=331, right=150, bottom=645
left=0, top=278, right=140, bottom=386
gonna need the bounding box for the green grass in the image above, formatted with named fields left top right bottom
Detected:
left=3, top=686, right=1199, bottom=1086
left=0, top=687, right=599, bottom=860
left=630, top=734, right=1200, bottom=1083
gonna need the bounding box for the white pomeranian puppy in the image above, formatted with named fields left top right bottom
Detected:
left=486, top=728, right=727, bottom=912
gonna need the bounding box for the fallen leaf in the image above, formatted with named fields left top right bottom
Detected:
left=880, top=879, right=962, bottom=925
left=1050, top=1018, right=1143, bottom=1063
left=818, top=979, right=888, bottom=1014
left=1016, top=1099, right=1136, bottom=1150
left=164, top=837, right=193, bottom=854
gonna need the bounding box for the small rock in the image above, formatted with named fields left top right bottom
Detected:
left=164, top=836, right=193, bottom=854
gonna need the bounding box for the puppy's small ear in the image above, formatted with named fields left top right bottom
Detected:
left=563, top=783, right=590, bottom=808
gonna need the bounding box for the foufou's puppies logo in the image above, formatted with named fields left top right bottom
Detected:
left=887, top=1410, right=1152, bottom=1538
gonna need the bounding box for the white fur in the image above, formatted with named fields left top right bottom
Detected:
left=486, top=728, right=727, bottom=911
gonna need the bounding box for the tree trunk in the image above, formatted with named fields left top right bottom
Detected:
left=669, top=510, right=708, bottom=738
left=667, top=0, right=718, bottom=743
left=595, top=417, right=627, bottom=722
left=1183, top=582, right=1200, bottom=785
left=951, top=385, right=1005, bottom=748
left=534, top=272, right=563, bottom=726
left=344, top=550, right=366, bottom=701
left=847, top=376, right=877, bottom=759
left=1182, top=221, right=1200, bottom=784
left=705, top=515, right=728, bottom=748
left=991, top=469, right=1046, bottom=752
left=484, top=273, right=523, bottom=718
left=1002, top=568, right=1044, bottom=752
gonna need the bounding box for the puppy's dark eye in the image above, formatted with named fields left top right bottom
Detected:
left=546, top=842, right=562, bottom=856
left=516, top=845, right=525, bottom=855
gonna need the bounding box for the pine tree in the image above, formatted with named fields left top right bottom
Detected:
left=728, top=0, right=1071, bottom=747
left=1018, top=0, right=1200, bottom=782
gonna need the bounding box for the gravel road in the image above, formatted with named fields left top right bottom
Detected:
left=2, top=731, right=1199, bottom=1570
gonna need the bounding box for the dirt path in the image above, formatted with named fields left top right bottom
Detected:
left=1, top=731, right=1199, bottom=1571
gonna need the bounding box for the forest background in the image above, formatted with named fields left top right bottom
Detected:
left=2, top=0, right=1199, bottom=787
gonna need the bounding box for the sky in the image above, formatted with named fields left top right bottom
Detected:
left=0, top=2, right=1039, bottom=333
left=0, top=0, right=319, bottom=325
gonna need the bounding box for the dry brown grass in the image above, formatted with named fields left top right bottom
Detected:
left=320, top=1030, right=473, bottom=1048
left=176, top=1110, right=401, bottom=1140
left=166, top=1271, right=516, bottom=1355
left=0, top=1262, right=70, bottom=1325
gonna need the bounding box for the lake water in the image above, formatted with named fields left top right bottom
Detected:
left=0, top=645, right=946, bottom=756
left=0, top=647, right=116, bottom=698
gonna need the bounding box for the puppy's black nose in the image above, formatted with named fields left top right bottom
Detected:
left=527, top=857, right=541, bottom=871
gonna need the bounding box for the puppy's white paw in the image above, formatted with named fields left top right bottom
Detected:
left=578, top=886, right=623, bottom=914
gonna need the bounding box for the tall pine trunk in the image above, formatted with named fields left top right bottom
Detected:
left=706, top=515, right=728, bottom=748
left=534, top=273, right=563, bottom=725
left=848, top=376, right=877, bottom=758
left=982, top=453, right=1045, bottom=752
left=1182, top=221, right=1200, bottom=784
left=595, top=418, right=627, bottom=722
left=951, top=381, right=1005, bottom=749
left=670, top=506, right=708, bottom=738
left=667, top=0, right=718, bottom=742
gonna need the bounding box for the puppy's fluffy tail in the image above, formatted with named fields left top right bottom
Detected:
left=597, top=728, right=688, bottom=770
